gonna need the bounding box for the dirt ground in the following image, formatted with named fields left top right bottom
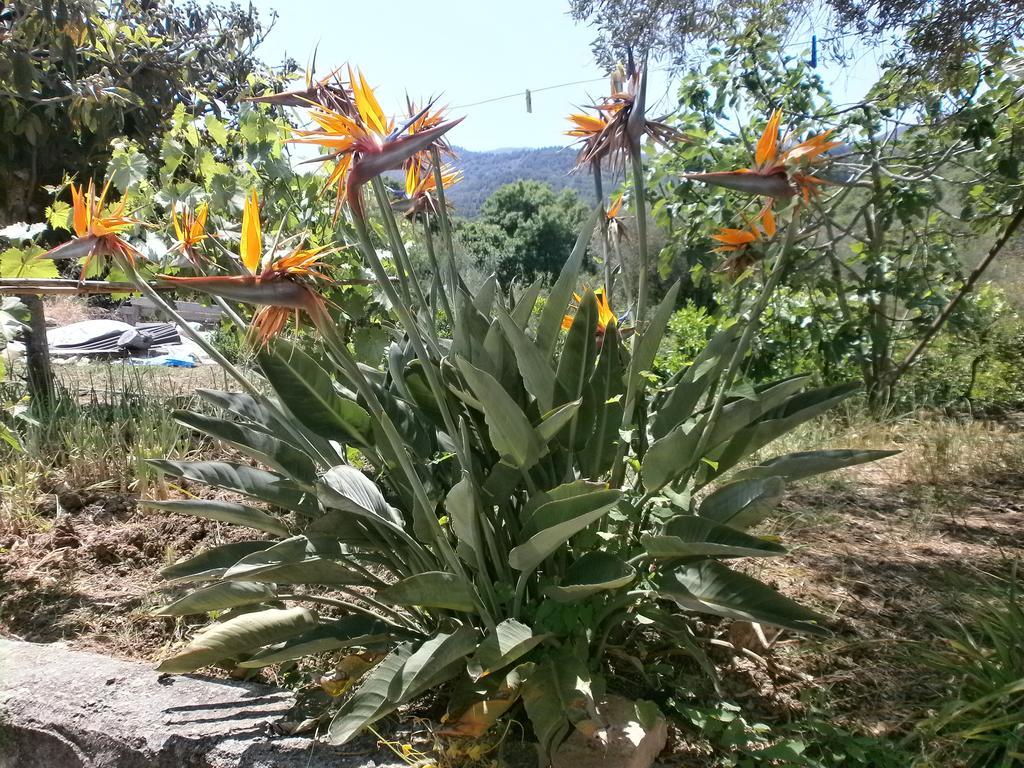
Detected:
left=1, top=423, right=1021, bottom=751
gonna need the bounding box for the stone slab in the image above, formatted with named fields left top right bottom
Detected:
left=0, top=639, right=403, bottom=767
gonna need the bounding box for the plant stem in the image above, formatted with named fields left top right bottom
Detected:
left=422, top=222, right=455, bottom=325
left=429, top=147, right=458, bottom=298
left=609, top=150, right=652, bottom=488
left=592, top=162, right=613, bottom=296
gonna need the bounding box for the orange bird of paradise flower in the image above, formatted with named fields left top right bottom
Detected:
left=605, top=192, right=630, bottom=243
left=170, top=202, right=210, bottom=265
left=685, top=109, right=841, bottom=205
left=43, top=179, right=143, bottom=276
left=395, top=161, right=462, bottom=219
left=711, top=208, right=778, bottom=279
left=287, top=67, right=462, bottom=218
left=158, top=189, right=333, bottom=346
left=566, top=67, right=687, bottom=170
left=562, top=287, right=634, bottom=344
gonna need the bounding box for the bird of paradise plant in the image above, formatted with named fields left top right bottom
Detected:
left=711, top=208, right=777, bottom=280
left=288, top=67, right=461, bottom=218
left=112, top=64, right=896, bottom=768
left=169, top=202, right=210, bottom=265
left=159, top=189, right=332, bottom=346
left=43, top=179, right=143, bottom=277
left=685, top=109, right=840, bottom=206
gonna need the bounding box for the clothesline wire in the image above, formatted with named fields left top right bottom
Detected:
left=451, top=31, right=861, bottom=111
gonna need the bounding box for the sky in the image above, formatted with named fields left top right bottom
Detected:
left=228, top=0, right=884, bottom=152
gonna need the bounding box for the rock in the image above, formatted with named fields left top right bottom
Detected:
left=551, top=695, right=667, bottom=768
left=0, top=639, right=404, bottom=768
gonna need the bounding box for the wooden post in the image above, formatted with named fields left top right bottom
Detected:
left=21, top=295, right=55, bottom=409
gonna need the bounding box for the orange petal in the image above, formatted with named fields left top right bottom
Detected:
left=755, top=110, right=782, bottom=167
left=240, top=189, right=262, bottom=274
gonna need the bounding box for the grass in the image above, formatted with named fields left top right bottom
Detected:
left=0, top=364, right=218, bottom=532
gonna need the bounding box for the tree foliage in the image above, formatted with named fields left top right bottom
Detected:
left=0, top=0, right=288, bottom=226
left=457, top=180, right=590, bottom=284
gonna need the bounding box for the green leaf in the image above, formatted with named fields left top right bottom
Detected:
left=204, top=114, right=229, bottom=147
left=447, top=475, right=483, bottom=564
left=222, top=535, right=365, bottom=586
left=641, top=417, right=707, bottom=492
left=379, top=572, right=478, bottom=612
left=468, top=619, right=546, bottom=681
left=172, top=410, right=316, bottom=482
left=630, top=280, right=680, bottom=382
left=698, top=477, right=786, bottom=529
left=580, top=321, right=625, bottom=478
left=729, top=449, right=899, bottom=483
left=522, top=487, right=621, bottom=537
left=708, top=382, right=862, bottom=479
left=142, top=499, right=288, bottom=537
left=703, top=376, right=810, bottom=450
left=656, top=561, right=828, bottom=635
left=555, top=289, right=598, bottom=406
left=154, top=581, right=277, bottom=616
left=495, top=304, right=556, bottom=412
left=456, top=357, right=544, bottom=469
left=535, top=399, right=582, bottom=443
left=317, top=465, right=405, bottom=529
left=511, top=279, right=543, bottom=328
left=545, top=551, right=635, bottom=602
left=652, top=325, right=739, bottom=440
left=521, top=654, right=595, bottom=757
left=160, top=541, right=271, bottom=583
left=238, top=617, right=398, bottom=668
left=1, top=246, right=58, bottom=279
left=510, top=489, right=620, bottom=574
left=157, top=607, right=319, bottom=673
left=642, top=516, right=786, bottom=558
left=536, top=205, right=600, bottom=357
left=329, top=625, right=478, bottom=744
left=328, top=644, right=414, bottom=744
left=259, top=341, right=372, bottom=445
left=147, top=460, right=315, bottom=515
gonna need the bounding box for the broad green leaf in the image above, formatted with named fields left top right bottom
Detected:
left=536, top=399, right=582, bottom=443
left=521, top=654, right=595, bottom=757
left=378, top=571, right=478, bottom=612
left=238, top=617, right=398, bottom=667
left=520, top=479, right=607, bottom=525
left=328, top=643, right=415, bottom=745
left=317, top=465, right=405, bottom=529
left=142, top=499, right=288, bottom=537
left=555, top=289, right=598, bottom=407
left=707, top=383, right=865, bottom=479
left=536, top=205, right=600, bottom=357
left=511, top=278, right=543, bottom=328
left=545, top=551, right=635, bottom=602
left=580, top=321, right=625, bottom=478
left=456, top=357, right=544, bottom=469
left=698, top=476, right=786, bottom=529
left=652, top=325, right=740, bottom=440
left=1, top=246, right=58, bottom=279
left=641, top=417, right=707, bottom=492
left=642, top=516, right=786, bottom=558
left=729, top=449, right=900, bottom=483
left=147, top=460, right=315, bottom=515
left=510, top=489, right=620, bottom=574
left=204, top=114, right=229, bottom=146
left=157, top=607, right=318, bottom=673
left=222, top=535, right=365, bottom=585
left=160, top=541, right=271, bottom=583
left=447, top=475, right=483, bottom=564
left=172, top=410, right=316, bottom=482
left=393, top=624, right=479, bottom=705
left=154, top=581, right=276, bottom=616
left=703, top=376, right=810, bottom=450
left=259, top=341, right=372, bottom=445
left=495, top=304, right=556, bottom=412
left=630, top=280, right=680, bottom=382
left=656, top=561, right=827, bottom=635
left=468, top=619, right=547, bottom=681
left=523, top=487, right=621, bottom=537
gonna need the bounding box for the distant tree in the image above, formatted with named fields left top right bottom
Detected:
left=459, top=180, right=589, bottom=284
left=569, top=0, right=1024, bottom=83
left=0, top=0, right=289, bottom=226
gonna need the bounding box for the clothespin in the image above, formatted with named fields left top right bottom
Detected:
left=525, top=89, right=532, bottom=113
left=810, top=34, right=818, bottom=68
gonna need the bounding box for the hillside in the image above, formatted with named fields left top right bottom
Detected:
left=445, top=146, right=603, bottom=216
